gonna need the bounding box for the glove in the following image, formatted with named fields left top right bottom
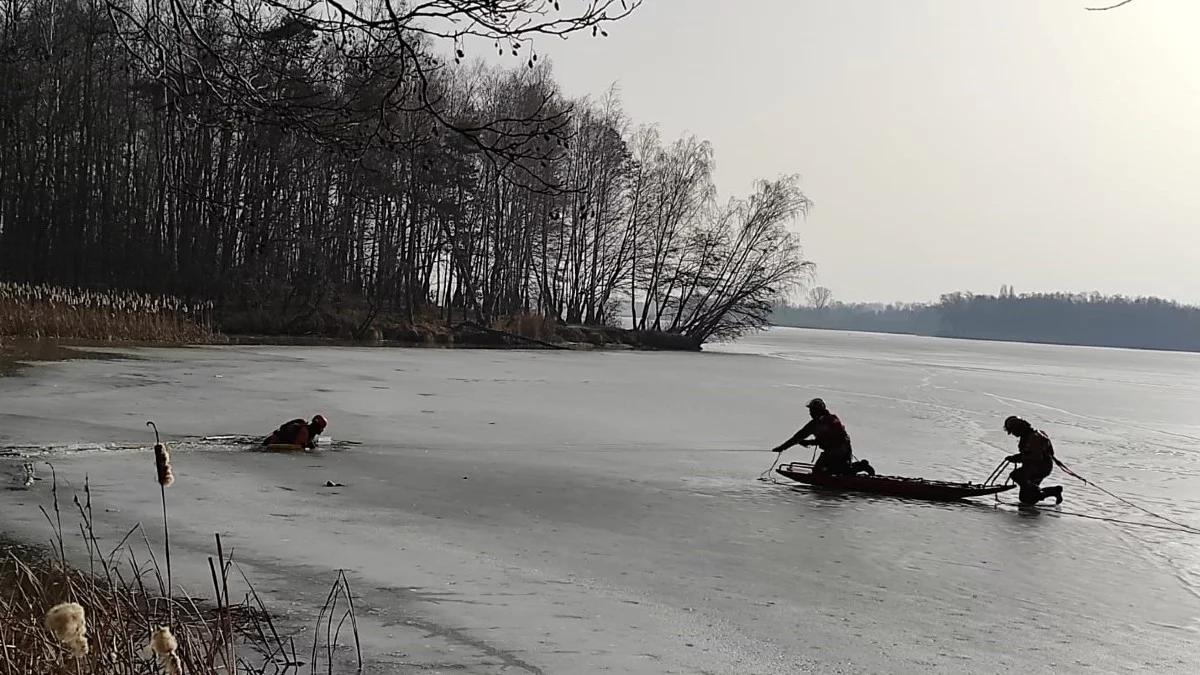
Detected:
left=772, top=447, right=784, bottom=453
left=1005, top=454, right=1020, bottom=463
left=800, top=440, right=815, bottom=447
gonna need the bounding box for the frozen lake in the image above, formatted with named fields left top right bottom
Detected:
left=3, top=328, right=1199, bottom=673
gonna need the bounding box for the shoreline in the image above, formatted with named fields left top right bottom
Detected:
left=219, top=321, right=703, bottom=352
left=0, top=324, right=703, bottom=375
left=769, top=322, right=1200, bottom=356
left=0, top=339, right=135, bottom=376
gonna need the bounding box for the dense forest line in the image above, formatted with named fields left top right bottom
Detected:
left=773, top=291, right=1200, bottom=352
left=0, top=0, right=810, bottom=344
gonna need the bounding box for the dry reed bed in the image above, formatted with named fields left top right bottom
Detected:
left=2, top=430, right=361, bottom=675
left=0, top=282, right=214, bottom=343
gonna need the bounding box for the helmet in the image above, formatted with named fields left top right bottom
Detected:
left=806, top=398, right=828, bottom=413
left=1003, top=415, right=1029, bottom=434
left=311, top=414, right=328, bottom=431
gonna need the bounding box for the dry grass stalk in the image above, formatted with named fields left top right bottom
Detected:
left=148, top=421, right=175, bottom=626
left=2, top=516, right=360, bottom=673
left=1, top=440, right=363, bottom=674
left=0, top=281, right=214, bottom=343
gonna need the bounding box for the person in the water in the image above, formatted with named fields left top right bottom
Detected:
left=771, top=398, right=875, bottom=475
left=1003, top=415, right=1063, bottom=505
left=262, top=414, right=327, bottom=449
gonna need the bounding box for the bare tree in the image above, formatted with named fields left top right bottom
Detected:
left=669, top=176, right=814, bottom=342
left=537, top=89, right=632, bottom=324
left=103, top=0, right=640, bottom=189
left=626, top=131, right=715, bottom=331
left=808, top=286, right=833, bottom=310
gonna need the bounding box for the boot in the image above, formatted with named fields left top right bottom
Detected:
left=1042, top=485, right=1063, bottom=505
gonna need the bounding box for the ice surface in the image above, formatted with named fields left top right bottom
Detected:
left=2, top=328, right=1199, bottom=673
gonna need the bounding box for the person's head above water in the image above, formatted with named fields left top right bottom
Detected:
left=310, top=414, right=328, bottom=433
left=806, top=398, right=828, bottom=419
left=1003, top=415, right=1032, bottom=437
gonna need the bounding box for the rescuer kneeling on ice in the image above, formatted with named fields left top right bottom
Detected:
left=1003, top=415, right=1063, bottom=505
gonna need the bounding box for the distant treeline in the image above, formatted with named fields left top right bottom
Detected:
left=773, top=292, right=1200, bottom=352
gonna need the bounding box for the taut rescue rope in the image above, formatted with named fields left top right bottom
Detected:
left=1052, top=457, right=1200, bottom=535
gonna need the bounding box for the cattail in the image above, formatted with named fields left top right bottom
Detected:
left=44, top=602, right=89, bottom=658
left=148, top=421, right=176, bottom=623
left=149, top=626, right=182, bottom=675
left=155, top=443, right=175, bottom=487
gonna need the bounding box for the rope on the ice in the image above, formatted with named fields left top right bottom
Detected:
left=989, top=457, right=1200, bottom=533
left=1052, top=458, right=1200, bottom=535
left=758, top=452, right=783, bottom=481
left=1034, top=504, right=1200, bottom=535
left=758, top=446, right=817, bottom=482
left=993, top=495, right=1200, bottom=535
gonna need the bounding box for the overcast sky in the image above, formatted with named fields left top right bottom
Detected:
left=526, top=0, right=1200, bottom=304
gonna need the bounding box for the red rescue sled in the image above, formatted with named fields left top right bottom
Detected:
left=776, top=462, right=1014, bottom=501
